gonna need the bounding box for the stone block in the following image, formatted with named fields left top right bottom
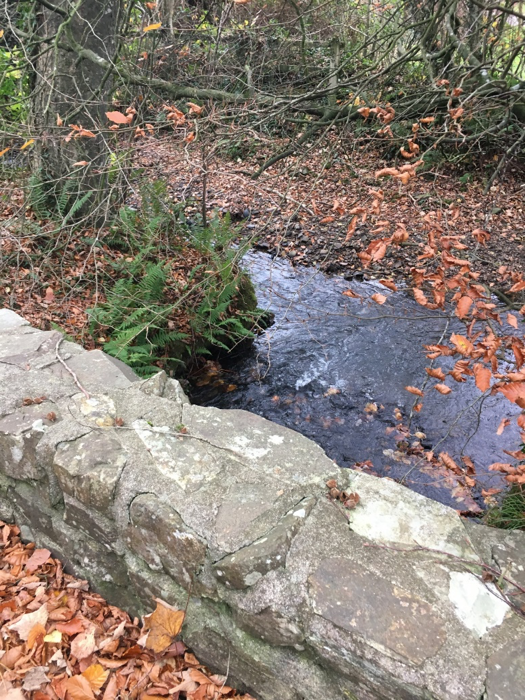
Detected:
left=214, top=496, right=316, bottom=589
left=53, top=431, right=127, bottom=512
left=127, top=493, right=207, bottom=588
left=0, top=402, right=61, bottom=481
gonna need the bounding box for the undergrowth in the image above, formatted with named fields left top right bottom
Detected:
left=485, top=486, right=525, bottom=531
left=88, top=181, right=264, bottom=377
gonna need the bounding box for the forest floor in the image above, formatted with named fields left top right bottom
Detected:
left=0, top=521, right=253, bottom=700
left=1, top=133, right=524, bottom=345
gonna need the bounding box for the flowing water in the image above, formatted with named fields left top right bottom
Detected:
left=191, top=252, right=521, bottom=510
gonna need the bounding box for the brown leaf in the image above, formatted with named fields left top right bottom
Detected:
left=70, top=629, right=97, bottom=660
left=25, top=548, right=51, bottom=573
left=371, top=293, right=387, bottom=305
left=434, top=383, right=452, bottom=395
left=507, top=313, right=519, bottom=330
left=379, top=279, right=397, bottom=292
left=64, top=676, right=95, bottom=700
left=425, top=367, right=446, bottom=381
left=144, top=600, right=185, bottom=654
left=455, top=296, right=472, bottom=319
left=405, top=386, right=424, bottom=397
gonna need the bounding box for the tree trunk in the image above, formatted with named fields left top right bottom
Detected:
left=32, top=0, right=122, bottom=219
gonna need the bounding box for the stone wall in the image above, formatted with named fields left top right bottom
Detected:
left=0, top=309, right=524, bottom=700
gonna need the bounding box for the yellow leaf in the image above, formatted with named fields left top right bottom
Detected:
left=144, top=22, right=162, bottom=32
left=143, top=599, right=185, bottom=654
left=20, top=139, right=35, bottom=151
left=82, top=664, right=109, bottom=693
left=44, top=629, right=62, bottom=643
left=0, top=147, right=11, bottom=158
left=0, top=30, right=4, bottom=39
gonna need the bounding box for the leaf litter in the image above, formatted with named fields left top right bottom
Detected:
left=0, top=522, right=254, bottom=700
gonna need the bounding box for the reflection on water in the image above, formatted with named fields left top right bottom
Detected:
left=191, top=253, right=520, bottom=510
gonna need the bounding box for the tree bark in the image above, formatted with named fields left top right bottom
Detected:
left=32, top=0, right=122, bottom=218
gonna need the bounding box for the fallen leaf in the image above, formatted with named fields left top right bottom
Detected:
left=8, top=604, right=49, bottom=641
left=70, top=629, right=97, bottom=660
left=144, top=599, right=185, bottom=654
left=143, top=22, right=162, bottom=31
left=22, top=667, right=50, bottom=692
left=64, top=676, right=95, bottom=700
left=82, top=665, right=109, bottom=693
left=25, top=548, right=51, bottom=572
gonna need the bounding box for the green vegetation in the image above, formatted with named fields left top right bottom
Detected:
left=485, top=486, right=525, bottom=531
left=88, top=182, right=263, bottom=377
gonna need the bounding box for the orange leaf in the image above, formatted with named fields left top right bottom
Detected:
left=187, top=102, right=203, bottom=115
left=405, top=386, right=424, bottom=397
left=473, top=363, right=491, bottom=392
left=420, top=116, right=435, bottom=124
left=342, top=289, right=360, bottom=299
left=106, top=111, right=128, bottom=125
left=184, top=132, right=195, bottom=143
left=55, top=618, right=85, bottom=635
left=0, top=147, right=11, bottom=158
left=379, top=279, right=397, bottom=292
left=320, top=216, right=335, bottom=224
left=455, top=296, right=472, bottom=319
left=450, top=333, right=474, bottom=356
left=425, top=367, right=446, bottom=381
left=27, top=622, right=47, bottom=649
left=413, top=288, right=428, bottom=307
left=72, top=161, right=89, bottom=167
left=82, top=665, right=109, bottom=693
left=497, top=382, right=525, bottom=408
left=507, top=313, right=519, bottom=330
left=509, top=279, right=525, bottom=293
left=434, top=384, right=452, bottom=395
left=371, top=293, right=387, bottom=305
left=20, top=139, right=35, bottom=151
left=143, top=22, right=162, bottom=31
left=346, top=216, right=357, bottom=240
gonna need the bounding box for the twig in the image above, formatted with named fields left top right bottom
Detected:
left=55, top=337, right=90, bottom=399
